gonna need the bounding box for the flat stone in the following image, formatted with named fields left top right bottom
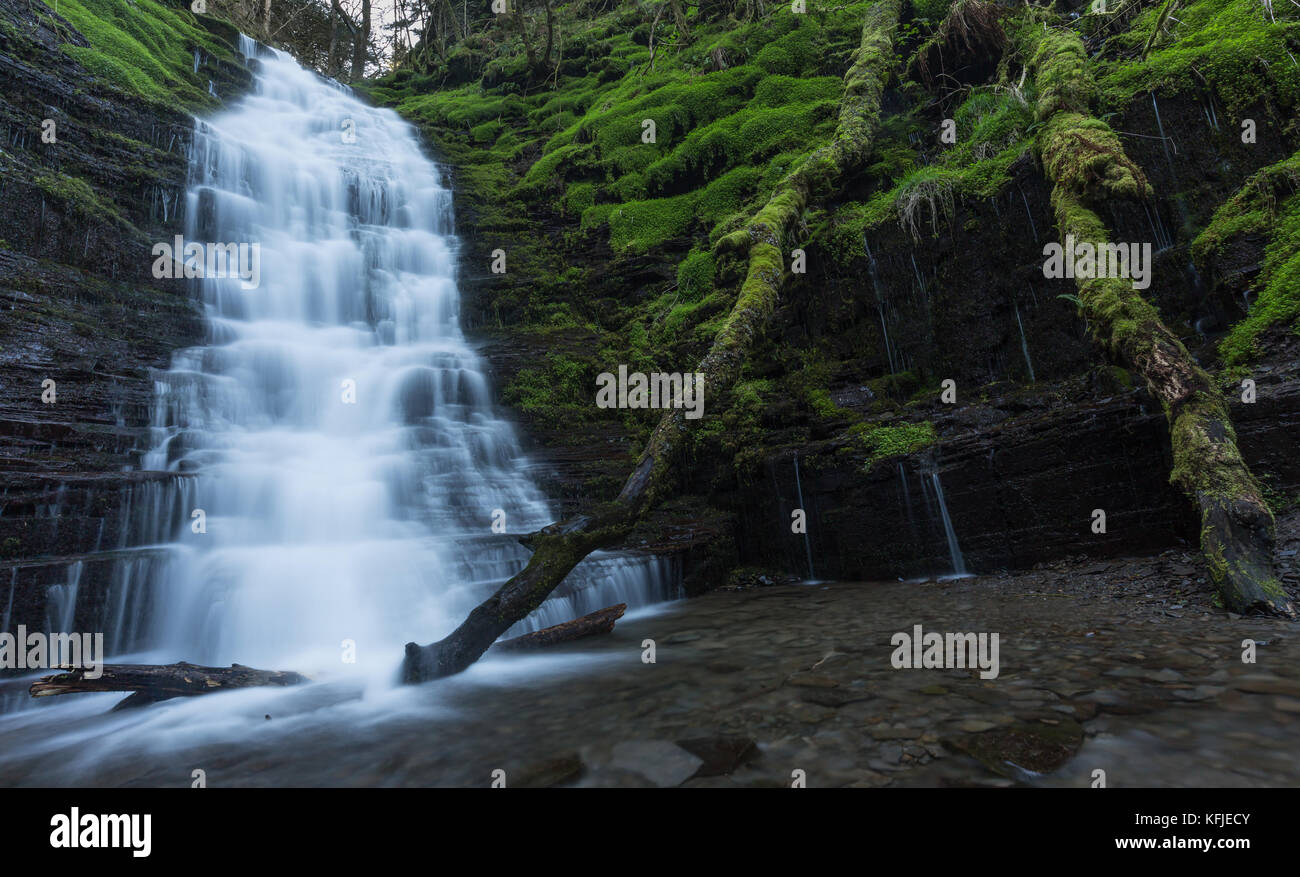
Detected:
left=1233, top=677, right=1300, bottom=697
left=608, top=740, right=704, bottom=787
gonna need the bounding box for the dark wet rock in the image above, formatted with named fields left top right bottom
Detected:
left=606, top=740, right=703, bottom=788
left=1232, top=677, right=1300, bottom=698
left=676, top=735, right=759, bottom=777
left=799, top=687, right=873, bottom=707
left=786, top=673, right=839, bottom=688
left=511, top=753, right=585, bottom=788
left=945, top=718, right=1084, bottom=778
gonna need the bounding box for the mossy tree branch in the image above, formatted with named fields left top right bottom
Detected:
left=1023, top=20, right=1294, bottom=617
left=401, top=0, right=905, bottom=682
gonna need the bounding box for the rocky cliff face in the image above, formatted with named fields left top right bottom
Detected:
left=367, top=1, right=1300, bottom=594
left=3, top=0, right=1298, bottom=635
left=0, top=0, right=250, bottom=649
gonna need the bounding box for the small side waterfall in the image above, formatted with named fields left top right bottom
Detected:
left=930, top=472, right=967, bottom=577
left=793, top=453, right=815, bottom=580
left=917, top=461, right=968, bottom=578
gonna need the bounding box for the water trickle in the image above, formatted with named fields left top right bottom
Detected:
left=1018, top=186, right=1038, bottom=243
left=1142, top=202, right=1174, bottom=253
left=909, top=252, right=927, bottom=298
left=1149, top=92, right=1196, bottom=254
left=919, top=463, right=967, bottom=578
left=931, top=472, right=967, bottom=577
left=44, top=561, right=83, bottom=634
left=1014, top=299, right=1036, bottom=382
left=793, top=454, right=815, bottom=581
left=898, top=462, right=922, bottom=550
left=864, top=239, right=897, bottom=374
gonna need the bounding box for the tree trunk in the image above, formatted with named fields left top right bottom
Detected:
left=351, top=0, right=371, bottom=81
left=492, top=603, right=627, bottom=651
left=443, top=0, right=464, bottom=43
left=263, top=0, right=272, bottom=33
left=29, top=662, right=308, bottom=703
left=327, top=0, right=344, bottom=77
left=670, top=0, right=691, bottom=43
left=1022, top=20, right=1294, bottom=617
left=400, top=0, right=904, bottom=684
left=513, top=6, right=538, bottom=74
left=541, top=0, right=555, bottom=73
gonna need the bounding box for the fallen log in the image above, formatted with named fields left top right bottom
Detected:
left=28, top=662, right=309, bottom=703
left=1019, top=17, right=1294, bottom=617
left=491, top=603, right=627, bottom=652
left=401, top=0, right=905, bottom=684
left=26, top=606, right=628, bottom=709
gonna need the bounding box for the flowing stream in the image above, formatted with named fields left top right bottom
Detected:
left=1, top=39, right=676, bottom=733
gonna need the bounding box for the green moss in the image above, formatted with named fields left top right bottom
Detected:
left=562, top=182, right=597, bottom=217
left=32, top=170, right=130, bottom=229
left=850, top=420, right=937, bottom=470
left=1097, top=0, right=1300, bottom=120
left=676, top=247, right=716, bottom=302
left=911, top=0, right=956, bottom=22
left=501, top=351, right=593, bottom=425
left=47, top=0, right=233, bottom=110
left=1219, top=192, right=1300, bottom=365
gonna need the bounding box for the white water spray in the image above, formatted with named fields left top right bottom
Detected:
left=117, top=40, right=674, bottom=679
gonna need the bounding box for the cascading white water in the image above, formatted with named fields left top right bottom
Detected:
left=112, top=39, right=673, bottom=679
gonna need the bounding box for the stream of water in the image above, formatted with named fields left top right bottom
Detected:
left=0, top=39, right=676, bottom=738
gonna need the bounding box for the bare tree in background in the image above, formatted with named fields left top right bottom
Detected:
left=351, top=0, right=371, bottom=80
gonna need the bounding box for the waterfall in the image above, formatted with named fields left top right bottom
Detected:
left=792, top=454, right=815, bottom=581
left=918, top=462, right=967, bottom=578
left=929, top=472, right=967, bottom=577
left=96, top=39, right=674, bottom=678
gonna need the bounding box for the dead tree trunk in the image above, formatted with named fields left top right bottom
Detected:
left=351, top=0, right=371, bottom=81
left=492, top=603, right=627, bottom=651
left=1022, top=20, right=1294, bottom=616
left=29, top=662, right=308, bottom=704
left=401, top=0, right=904, bottom=683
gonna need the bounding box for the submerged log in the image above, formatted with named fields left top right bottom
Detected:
left=26, top=605, right=626, bottom=709
left=401, top=0, right=905, bottom=684
left=492, top=603, right=627, bottom=652
left=29, top=662, right=309, bottom=703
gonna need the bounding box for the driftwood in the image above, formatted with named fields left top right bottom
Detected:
left=492, top=603, right=627, bottom=652
left=24, top=605, right=627, bottom=709
left=29, top=662, right=309, bottom=706
left=401, top=0, right=905, bottom=685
